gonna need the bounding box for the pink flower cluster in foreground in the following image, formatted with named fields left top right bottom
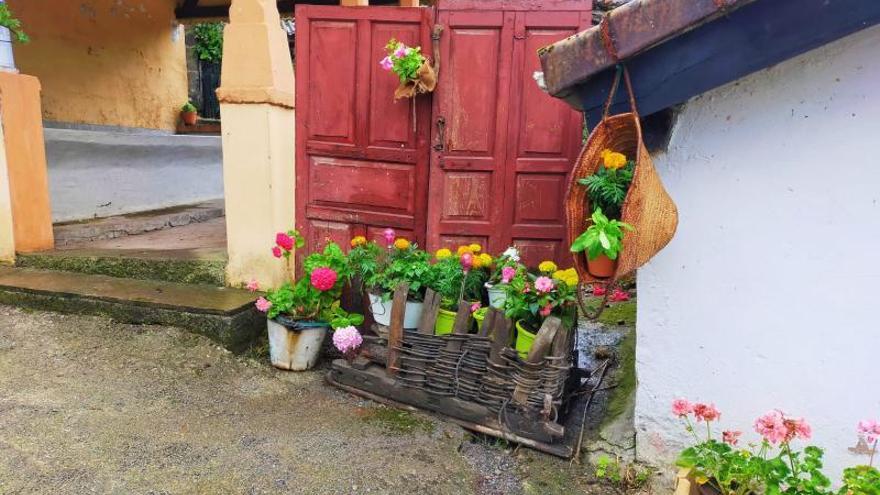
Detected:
left=858, top=419, right=880, bottom=443
left=255, top=296, right=272, bottom=313
left=754, top=410, right=811, bottom=444
left=534, top=276, right=554, bottom=293
left=333, top=326, right=363, bottom=354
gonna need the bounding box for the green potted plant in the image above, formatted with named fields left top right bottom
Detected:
left=380, top=38, right=436, bottom=100
left=255, top=230, right=361, bottom=371
left=352, top=229, right=431, bottom=330
left=180, top=101, right=198, bottom=126
left=484, top=247, right=519, bottom=309
left=0, top=1, right=28, bottom=72
left=570, top=207, right=633, bottom=278
left=428, top=245, right=487, bottom=336
left=502, top=263, right=577, bottom=358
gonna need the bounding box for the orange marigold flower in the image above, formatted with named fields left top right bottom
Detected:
left=394, top=238, right=411, bottom=250
left=456, top=245, right=472, bottom=256
left=350, top=235, right=367, bottom=248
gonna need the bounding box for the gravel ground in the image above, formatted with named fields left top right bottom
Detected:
left=0, top=306, right=652, bottom=494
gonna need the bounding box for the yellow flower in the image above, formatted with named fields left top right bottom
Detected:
left=350, top=235, right=367, bottom=248
left=435, top=248, right=452, bottom=260
left=469, top=243, right=482, bottom=253
left=456, top=245, right=472, bottom=256
left=394, top=238, right=411, bottom=250
left=602, top=149, right=627, bottom=170
left=472, top=256, right=484, bottom=269
left=538, top=260, right=558, bottom=273
left=553, top=268, right=579, bottom=287
left=478, top=253, right=493, bottom=268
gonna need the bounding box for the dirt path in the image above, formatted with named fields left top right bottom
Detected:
left=0, top=306, right=645, bottom=495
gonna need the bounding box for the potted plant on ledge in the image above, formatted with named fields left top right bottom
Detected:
left=255, top=230, right=361, bottom=371
left=180, top=101, right=198, bottom=126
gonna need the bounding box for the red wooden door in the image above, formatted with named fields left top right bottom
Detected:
left=427, top=2, right=589, bottom=267
left=295, top=6, right=433, bottom=251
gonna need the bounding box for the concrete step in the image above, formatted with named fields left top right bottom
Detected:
left=16, top=248, right=227, bottom=286
left=0, top=267, right=262, bottom=352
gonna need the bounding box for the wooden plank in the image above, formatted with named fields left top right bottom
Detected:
left=341, top=0, right=369, bottom=6
left=418, top=288, right=441, bottom=335
left=488, top=315, right=512, bottom=365
left=385, top=283, right=409, bottom=375
left=526, top=317, right=561, bottom=364
left=550, top=323, right=570, bottom=359
left=452, top=299, right=472, bottom=334
left=478, top=307, right=499, bottom=338
left=399, top=0, right=420, bottom=5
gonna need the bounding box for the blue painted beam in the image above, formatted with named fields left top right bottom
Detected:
left=577, top=0, right=880, bottom=125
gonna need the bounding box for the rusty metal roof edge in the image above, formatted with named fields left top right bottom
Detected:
left=539, top=0, right=757, bottom=98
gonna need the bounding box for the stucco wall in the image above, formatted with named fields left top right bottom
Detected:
left=8, top=0, right=187, bottom=131
left=636, top=24, right=880, bottom=480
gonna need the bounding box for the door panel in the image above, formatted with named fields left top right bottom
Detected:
left=296, top=6, right=433, bottom=254
left=428, top=6, right=589, bottom=265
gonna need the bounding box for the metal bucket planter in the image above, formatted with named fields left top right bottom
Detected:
left=267, top=316, right=330, bottom=371
left=0, top=27, right=16, bottom=73
left=368, top=292, right=423, bottom=329
left=485, top=283, right=508, bottom=309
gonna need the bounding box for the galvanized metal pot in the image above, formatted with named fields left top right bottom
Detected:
left=368, top=292, right=423, bottom=329
left=267, top=316, right=330, bottom=371
left=0, top=27, right=16, bottom=73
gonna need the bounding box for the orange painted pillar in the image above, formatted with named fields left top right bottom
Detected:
left=0, top=72, right=54, bottom=255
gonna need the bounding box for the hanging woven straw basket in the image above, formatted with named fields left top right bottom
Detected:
left=565, top=67, right=679, bottom=286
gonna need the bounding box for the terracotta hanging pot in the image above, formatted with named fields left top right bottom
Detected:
left=587, top=254, right=616, bottom=278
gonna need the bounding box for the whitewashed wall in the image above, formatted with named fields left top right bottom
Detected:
left=636, top=24, right=880, bottom=479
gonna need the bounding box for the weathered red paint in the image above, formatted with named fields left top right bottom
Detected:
left=295, top=5, right=433, bottom=252
left=428, top=1, right=590, bottom=267
left=295, top=1, right=589, bottom=267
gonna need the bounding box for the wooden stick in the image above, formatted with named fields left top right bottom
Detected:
left=418, top=288, right=440, bottom=335
left=489, top=315, right=512, bottom=365
left=452, top=299, right=472, bottom=335
left=385, top=283, right=408, bottom=375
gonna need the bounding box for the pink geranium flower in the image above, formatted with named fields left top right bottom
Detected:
left=332, top=326, right=363, bottom=354
left=246, top=279, right=260, bottom=292
left=255, top=297, right=272, bottom=313
left=754, top=410, right=788, bottom=444
left=276, top=232, right=294, bottom=251
left=534, top=276, right=554, bottom=293
left=310, top=267, right=338, bottom=292
left=460, top=252, right=473, bottom=272
left=694, top=403, right=721, bottom=422
left=592, top=284, right=606, bottom=296
left=722, top=430, right=742, bottom=446
left=272, top=246, right=283, bottom=258
left=382, top=228, right=396, bottom=247
left=785, top=417, right=812, bottom=441
left=394, top=44, right=408, bottom=58
left=609, top=288, right=630, bottom=302
left=470, top=302, right=481, bottom=313
left=379, top=56, right=393, bottom=71
left=858, top=419, right=880, bottom=443
left=672, top=398, right=693, bottom=417
left=501, top=266, right=516, bottom=284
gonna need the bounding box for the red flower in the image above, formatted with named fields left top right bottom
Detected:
left=272, top=246, right=283, bottom=258
left=310, top=267, right=338, bottom=291
left=609, top=288, right=630, bottom=302
left=460, top=252, right=473, bottom=272
left=276, top=232, right=294, bottom=251
left=592, top=285, right=606, bottom=296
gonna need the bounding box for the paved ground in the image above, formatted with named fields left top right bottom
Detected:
left=61, top=216, right=227, bottom=251
left=0, top=306, right=651, bottom=495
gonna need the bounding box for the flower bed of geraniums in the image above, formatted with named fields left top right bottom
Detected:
left=252, top=230, right=364, bottom=371
left=670, top=398, right=880, bottom=495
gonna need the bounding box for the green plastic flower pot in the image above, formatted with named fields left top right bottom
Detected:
left=434, top=308, right=456, bottom=336
left=515, top=320, right=537, bottom=360
left=473, top=308, right=487, bottom=332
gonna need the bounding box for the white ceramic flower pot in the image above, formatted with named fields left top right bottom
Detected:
left=267, top=318, right=329, bottom=371
left=0, top=27, right=16, bottom=73
left=368, top=292, right=423, bottom=329
left=486, top=283, right=508, bottom=309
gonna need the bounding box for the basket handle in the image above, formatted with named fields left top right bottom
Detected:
left=601, top=64, right=639, bottom=121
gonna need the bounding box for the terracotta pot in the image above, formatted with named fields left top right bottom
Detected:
left=586, top=253, right=616, bottom=278
left=181, top=110, right=198, bottom=125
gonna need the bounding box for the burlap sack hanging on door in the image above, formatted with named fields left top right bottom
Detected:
left=565, top=67, right=679, bottom=286
left=394, top=62, right=437, bottom=100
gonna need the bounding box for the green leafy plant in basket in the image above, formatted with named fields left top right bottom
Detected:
left=578, top=149, right=634, bottom=220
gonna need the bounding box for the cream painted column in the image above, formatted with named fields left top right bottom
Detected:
left=217, top=0, right=295, bottom=288
left=0, top=116, right=15, bottom=263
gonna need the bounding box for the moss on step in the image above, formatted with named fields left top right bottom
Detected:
left=360, top=405, right=435, bottom=435
left=603, top=329, right=636, bottom=426
left=16, top=252, right=226, bottom=286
